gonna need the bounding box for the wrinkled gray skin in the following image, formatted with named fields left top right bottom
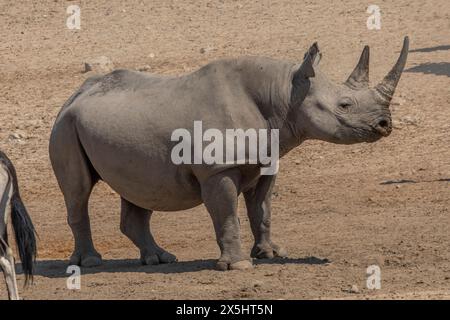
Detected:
left=49, top=37, right=409, bottom=270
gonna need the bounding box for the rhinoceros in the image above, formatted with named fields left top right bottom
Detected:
left=49, top=37, right=409, bottom=270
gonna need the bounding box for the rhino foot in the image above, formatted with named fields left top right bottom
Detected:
left=215, top=259, right=253, bottom=271
left=69, top=251, right=103, bottom=267
left=251, top=242, right=287, bottom=259
left=140, top=250, right=177, bottom=265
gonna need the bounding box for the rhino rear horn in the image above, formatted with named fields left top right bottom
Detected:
left=375, top=36, right=409, bottom=103
left=345, top=45, right=370, bottom=89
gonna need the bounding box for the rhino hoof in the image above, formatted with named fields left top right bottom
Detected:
left=216, top=260, right=253, bottom=271
left=81, top=256, right=103, bottom=267
left=215, top=261, right=229, bottom=271
left=141, top=251, right=178, bottom=265
left=230, top=260, right=253, bottom=270
left=251, top=243, right=288, bottom=259
left=142, top=255, right=160, bottom=265
left=158, top=251, right=178, bottom=263
left=69, top=252, right=103, bottom=267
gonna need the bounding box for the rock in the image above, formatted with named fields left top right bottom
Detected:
left=200, top=46, right=214, bottom=54
left=349, top=285, right=360, bottom=294
left=8, top=130, right=29, bottom=144
left=148, top=53, right=156, bottom=59
left=391, top=96, right=406, bottom=106
left=83, top=56, right=114, bottom=74
left=9, top=131, right=28, bottom=140
left=138, top=65, right=151, bottom=72
left=400, top=116, right=418, bottom=126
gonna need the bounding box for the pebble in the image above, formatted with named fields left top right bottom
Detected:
left=83, top=56, right=114, bottom=74
left=350, top=285, right=360, bottom=294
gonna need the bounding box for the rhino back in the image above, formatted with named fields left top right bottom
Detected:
left=54, top=63, right=267, bottom=210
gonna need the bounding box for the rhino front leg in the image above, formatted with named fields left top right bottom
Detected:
left=244, top=175, right=287, bottom=259
left=201, top=169, right=252, bottom=271
left=120, top=198, right=177, bottom=265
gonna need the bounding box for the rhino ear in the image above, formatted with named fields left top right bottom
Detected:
left=304, top=42, right=321, bottom=66
left=292, top=43, right=318, bottom=89
left=293, top=51, right=315, bottom=83
left=291, top=51, right=315, bottom=104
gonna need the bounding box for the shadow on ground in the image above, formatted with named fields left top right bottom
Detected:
left=409, top=45, right=450, bottom=53
left=405, top=62, right=450, bottom=77
left=18, top=256, right=330, bottom=279
left=381, top=178, right=450, bottom=185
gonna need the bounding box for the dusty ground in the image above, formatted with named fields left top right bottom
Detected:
left=0, top=0, right=449, bottom=300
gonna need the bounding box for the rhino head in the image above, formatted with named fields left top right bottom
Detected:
left=290, top=37, right=409, bottom=144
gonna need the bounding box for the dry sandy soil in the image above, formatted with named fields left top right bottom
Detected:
left=0, top=0, right=449, bottom=300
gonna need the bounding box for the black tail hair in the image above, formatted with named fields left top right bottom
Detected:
left=0, top=151, right=37, bottom=285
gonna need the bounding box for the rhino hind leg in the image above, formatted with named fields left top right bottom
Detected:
left=201, top=169, right=252, bottom=271
left=49, top=124, right=102, bottom=267
left=120, top=198, right=177, bottom=265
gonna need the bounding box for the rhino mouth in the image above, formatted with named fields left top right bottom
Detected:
left=347, top=126, right=386, bottom=143
left=354, top=117, right=393, bottom=142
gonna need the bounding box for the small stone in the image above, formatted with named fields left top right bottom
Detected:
left=392, top=119, right=403, bottom=129
left=200, top=46, right=214, bottom=54
left=138, top=65, right=151, bottom=72
left=9, top=131, right=28, bottom=140
left=391, top=96, right=406, bottom=106
left=25, top=119, right=42, bottom=129
left=401, top=116, right=418, bottom=126
left=350, top=285, right=360, bottom=294
left=83, top=56, right=114, bottom=74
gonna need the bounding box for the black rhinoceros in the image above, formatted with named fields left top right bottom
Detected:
left=49, top=37, right=409, bottom=270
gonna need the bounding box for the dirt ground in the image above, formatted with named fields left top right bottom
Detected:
left=0, top=0, right=449, bottom=300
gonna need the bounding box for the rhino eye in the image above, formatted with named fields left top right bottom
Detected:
left=338, top=102, right=352, bottom=111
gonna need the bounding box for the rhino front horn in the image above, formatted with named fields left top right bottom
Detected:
left=375, top=36, right=409, bottom=103
left=345, top=45, right=370, bottom=89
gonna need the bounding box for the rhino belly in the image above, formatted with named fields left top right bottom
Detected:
left=94, top=154, right=202, bottom=211
left=77, top=128, right=203, bottom=211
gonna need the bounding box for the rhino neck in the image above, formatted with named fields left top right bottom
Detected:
left=236, top=57, right=306, bottom=156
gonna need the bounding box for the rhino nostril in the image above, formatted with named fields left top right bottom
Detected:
left=373, top=118, right=392, bottom=136
left=378, top=119, right=389, bottom=128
